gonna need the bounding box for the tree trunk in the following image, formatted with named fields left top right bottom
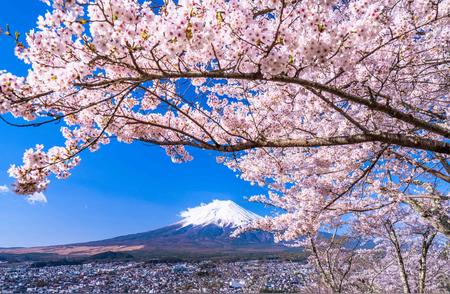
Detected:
left=385, top=222, right=411, bottom=293
left=309, top=237, right=337, bottom=292
left=418, top=231, right=436, bottom=293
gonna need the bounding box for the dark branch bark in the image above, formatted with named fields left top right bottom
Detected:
left=309, top=237, right=337, bottom=292
left=8, top=72, right=450, bottom=154
left=139, top=132, right=449, bottom=154
left=418, top=230, right=436, bottom=293
left=385, top=222, right=411, bottom=293
left=134, top=71, right=450, bottom=140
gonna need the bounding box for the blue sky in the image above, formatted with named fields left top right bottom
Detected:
left=0, top=0, right=267, bottom=247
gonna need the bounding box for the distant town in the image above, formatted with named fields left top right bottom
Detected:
left=1, top=260, right=313, bottom=293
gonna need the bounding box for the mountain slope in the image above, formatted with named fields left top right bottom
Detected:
left=85, top=200, right=283, bottom=253
left=0, top=200, right=296, bottom=257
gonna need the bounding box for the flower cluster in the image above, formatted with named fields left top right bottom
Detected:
left=0, top=0, right=448, bottom=244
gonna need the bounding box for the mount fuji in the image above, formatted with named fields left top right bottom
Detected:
left=178, top=199, right=262, bottom=228
left=1, top=200, right=297, bottom=259
left=81, top=200, right=286, bottom=256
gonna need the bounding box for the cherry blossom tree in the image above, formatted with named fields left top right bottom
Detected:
left=306, top=230, right=365, bottom=292
left=303, top=231, right=449, bottom=293
left=353, top=206, right=449, bottom=293
left=0, top=0, right=449, bottom=238
left=296, top=209, right=449, bottom=293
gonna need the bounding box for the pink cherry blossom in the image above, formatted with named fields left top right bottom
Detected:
left=0, top=0, right=448, bottom=251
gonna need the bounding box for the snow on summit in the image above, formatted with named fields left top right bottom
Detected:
left=178, top=200, right=261, bottom=228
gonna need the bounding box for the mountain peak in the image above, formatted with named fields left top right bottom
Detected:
left=178, top=199, right=261, bottom=228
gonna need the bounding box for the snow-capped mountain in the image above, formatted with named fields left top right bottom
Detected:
left=178, top=199, right=261, bottom=228
left=0, top=200, right=297, bottom=258
left=0, top=200, right=371, bottom=260
left=66, top=199, right=285, bottom=256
